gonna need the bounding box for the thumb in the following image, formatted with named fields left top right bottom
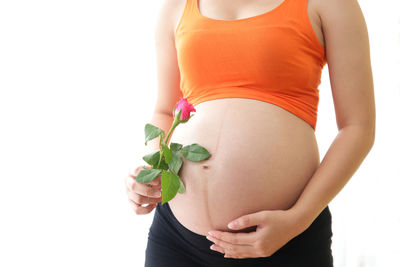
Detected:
left=227, top=211, right=266, bottom=230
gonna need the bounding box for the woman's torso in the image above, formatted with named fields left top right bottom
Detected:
left=168, top=98, right=321, bottom=235
left=167, top=0, right=325, bottom=236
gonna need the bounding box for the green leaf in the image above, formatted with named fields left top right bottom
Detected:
left=168, top=150, right=183, bottom=175
left=135, top=168, right=162, bottom=183
left=159, top=160, right=169, bottom=170
left=160, top=170, right=180, bottom=205
left=142, top=151, right=168, bottom=169
left=144, top=123, right=165, bottom=146
left=142, top=150, right=160, bottom=166
left=177, top=177, right=186, bottom=194
left=154, top=152, right=169, bottom=170
left=170, top=142, right=183, bottom=152
left=161, top=143, right=173, bottom=164
left=181, top=144, right=211, bottom=162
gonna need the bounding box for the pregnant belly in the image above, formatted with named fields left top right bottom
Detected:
left=167, top=98, right=320, bottom=236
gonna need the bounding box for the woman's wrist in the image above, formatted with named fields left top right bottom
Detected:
left=286, top=205, right=317, bottom=236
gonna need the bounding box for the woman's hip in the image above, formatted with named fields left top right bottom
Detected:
left=145, top=201, right=334, bottom=267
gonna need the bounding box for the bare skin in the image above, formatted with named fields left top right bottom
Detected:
left=168, top=97, right=321, bottom=235
left=128, top=0, right=323, bottom=226
left=126, top=0, right=374, bottom=245
left=173, top=0, right=325, bottom=49
left=131, top=0, right=325, bottom=236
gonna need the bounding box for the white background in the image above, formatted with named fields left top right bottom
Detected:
left=0, top=0, right=399, bottom=266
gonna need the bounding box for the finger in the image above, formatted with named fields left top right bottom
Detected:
left=126, top=175, right=162, bottom=198
left=224, top=253, right=241, bottom=259
left=127, top=191, right=162, bottom=205
left=208, top=230, right=258, bottom=246
left=224, top=253, right=250, bottom=259
left=148, top=175, right=161, bottom=186
left=210, top=244, right=225, bottom=254
left=128, top=166, right=144, bottom=177
left=133, top=182, right=162, bottom=198
left=125, top=174, right=135, bottom=190
left=223, top=250, right=259, bottom=259
left=206, top=235, right=255, bottom=256
left=129, top=199, right=157, bottom=215
left=227, top=211, right=266, bottom=230
left=130, top=199, right=156, bottom=214
left=125, top=175, right=161, bottom=194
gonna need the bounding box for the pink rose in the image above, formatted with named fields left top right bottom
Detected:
left=173, top=97, right=196, bottom=121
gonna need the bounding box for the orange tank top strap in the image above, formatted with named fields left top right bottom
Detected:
left=174, top=0, right=195, bottom=35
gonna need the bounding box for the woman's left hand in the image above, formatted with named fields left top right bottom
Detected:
left=206, top=209, right=305, bottom=259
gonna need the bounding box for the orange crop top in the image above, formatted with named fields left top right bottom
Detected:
left=174, top=0, right=327, bottom=130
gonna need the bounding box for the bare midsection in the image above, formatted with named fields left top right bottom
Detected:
left=167, top=98, right=320, bottom=236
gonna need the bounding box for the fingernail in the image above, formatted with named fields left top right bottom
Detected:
left=228, top=221, right=238, bottom=229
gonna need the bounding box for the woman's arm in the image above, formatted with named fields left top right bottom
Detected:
left=289, top=0, right=376, bottom=232
left=145, top=0, right=185, bottom=154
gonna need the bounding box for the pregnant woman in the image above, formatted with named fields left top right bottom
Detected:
left=126, top=0, right=375, bottom=266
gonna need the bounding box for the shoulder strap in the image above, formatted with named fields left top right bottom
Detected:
left=175, top=0, right=196, bottom=34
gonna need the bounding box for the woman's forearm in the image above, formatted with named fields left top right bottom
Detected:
left=289, top=124, right=375, bottom=233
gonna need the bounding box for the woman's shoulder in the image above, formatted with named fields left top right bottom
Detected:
left=312, top=0, right=360, bottom=23
left=155, top=0, right=186, bottom=37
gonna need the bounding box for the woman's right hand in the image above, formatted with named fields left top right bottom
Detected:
left=125, top=164, right=162, bottom=215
